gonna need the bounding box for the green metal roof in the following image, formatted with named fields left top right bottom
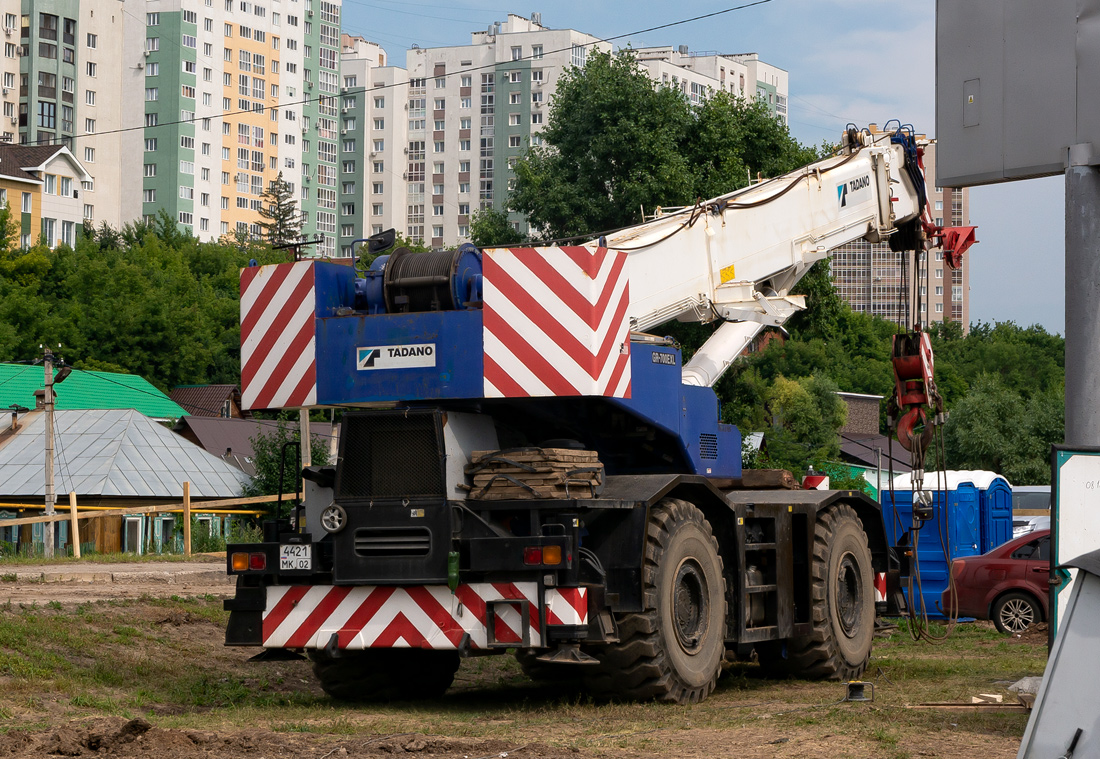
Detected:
left=0, top=364, right=188, bottom=420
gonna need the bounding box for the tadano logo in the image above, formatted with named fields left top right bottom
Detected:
left=838, top=175, right=872, bottom=209
left=356, top=344, right=436, bottom=370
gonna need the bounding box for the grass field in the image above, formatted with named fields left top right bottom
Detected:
left=0, top=597, right=1047, bottom=758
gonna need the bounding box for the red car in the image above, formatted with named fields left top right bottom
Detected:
left=941, top=529, right=1050, bottom=634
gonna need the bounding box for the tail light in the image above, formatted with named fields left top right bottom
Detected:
left=951, top=559, right=966, bottom=578
left=230, top=551, right=267, bottom=572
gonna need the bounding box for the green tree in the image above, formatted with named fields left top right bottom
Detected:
left=470, top=207, right=524, bottom=247
left=243, top=417, right=332, bottom=518
left=509, top=50, right=819, bottom=241
left=758, top=374, right=848, bottom=474
left=942, top=374, right=1063, bottom=484
left=510, top=50, right=695, bottom=239
left=257, top=172, right=303, bottom=245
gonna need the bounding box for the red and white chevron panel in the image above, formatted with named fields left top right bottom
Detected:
left=261, top=583, right=588, bottom=650
left=874, top=572, right=887, bottom=604
left=240, top=262, right=318, bottom=410
left=482, top=246, right=631, bottom=398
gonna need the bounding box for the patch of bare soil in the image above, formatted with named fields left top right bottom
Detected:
left=0, top=719, right=581, bottom=759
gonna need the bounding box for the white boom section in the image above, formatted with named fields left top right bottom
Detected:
left=593, top=132, right=923, bottom=386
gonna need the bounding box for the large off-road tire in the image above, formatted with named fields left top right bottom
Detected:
left=309, top=649, right=460, bottom=701
left=584, top=498, right=726, bottom=704
left=992, top=591, right=1041, bottom=634
left=767, top=503, right=874, bottom=680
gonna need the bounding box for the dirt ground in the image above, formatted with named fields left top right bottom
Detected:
left=0, top=564, right=1042, bottom=759
left=0, top=560, right=232, bottom=605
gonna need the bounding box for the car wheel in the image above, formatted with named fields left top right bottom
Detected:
left=993, top=592, right=1041, bottom=634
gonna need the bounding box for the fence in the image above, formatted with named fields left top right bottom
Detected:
left=0, top=484, right=302, bottom=557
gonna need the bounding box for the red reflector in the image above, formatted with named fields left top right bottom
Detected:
left=249, top=552, right=267, bottom=570
left=523, top=547, right=542, bottom=565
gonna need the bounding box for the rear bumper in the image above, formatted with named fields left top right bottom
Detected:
left=227, top=582, right=588, bottom=651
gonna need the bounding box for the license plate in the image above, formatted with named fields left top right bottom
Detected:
left=279, top=544, right=312, bottom=571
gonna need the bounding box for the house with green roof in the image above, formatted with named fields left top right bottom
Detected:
left=0, top=364, right=188, bottom=422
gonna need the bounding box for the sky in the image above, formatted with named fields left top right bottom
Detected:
left=339, top=0, right=1066, bottom=335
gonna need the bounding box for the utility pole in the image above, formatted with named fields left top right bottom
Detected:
left=43, top=347, right=55, bottom=559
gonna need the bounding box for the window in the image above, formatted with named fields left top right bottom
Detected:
left=459, top=182, right=470, bottom=193
left=145, top=87, right=158, bottom=101
left=21, top=192, right=30, bottom=213
left=42, top=218, right=56, bottom=248
left=372, top=182, right=383, bottom=194
left=509, top=92, right=521, bottom=105
left=509, top=113, right=520, bottom=126
left=460, top=117, right=472, bottom=130
left=86, top=90, right=96, bottom=105
left=86, top=61, right=96, bottom=77
left=460, top=97, right=471, bottom=109
left=532, top=44, right=543, bottom=59
left=146, top=37, right=159, bottom=52
left=459, top=139, right=470, bottom=151
left=432, top=204, right=444, bottom=216
left=83, top=147, right=94, bottom=163
left=372, top=203, right=383, bottom=215
left=147, top=12, right=160, bottom=25
left=44, top=175, right=56, bottom=195
left=434, top=98, right=445, bottom=110
left=935, top=303, right=944, bottom=313
left=146, top=62, right=159, bottom=76
left=433, top=140, right=444, bottom=153
left=935, top=268, right=943, bottom=279
left=509, top=71, right=521, bottom=83
left=180, top=135, right=194, bottom=149
left=935, top=285, right=944, bottom=296
left=531, top=112, right=543, bottom=125
left=508, top=135, right=521, bottom=148
left=84, top=118, right=95, bottom=133
left=458, top=203, right=470, bottom=216
left=182, top=34, right=196, bottom=49
left=532, top=70, right=543, bottom=83
left=432, top=184, right=444, bottom=195
left=373, top=117, right=385, bottom=130
left=143, top=189, right=156, bottom=203
left=144, top=138, right=157, bottom=151
left=144, top=163, right=156, bottom=177
left=532, top=91, right=543, bottom=103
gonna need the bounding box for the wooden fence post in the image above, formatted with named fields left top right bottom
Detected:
left=68, top=492, right=81, bottom=559
left=183, top=481, right=191, bottom=557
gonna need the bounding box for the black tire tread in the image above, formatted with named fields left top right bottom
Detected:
left=309, top=649, right=459, bottom=701
left=779, top=503, right=874, bottom=680
left=583, top=498, right=725, bottom=704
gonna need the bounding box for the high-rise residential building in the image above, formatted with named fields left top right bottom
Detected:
left=368, top=14, right=790, bottom=249
left=634, top=47, right=788, bottom=123
left=3, top=0, right=144, bottom=229
left=398, top=14, right=610, bottom=247
left=337, top=32, right=403, bottom=256
left=136, top=0, right=341, bottom=252
left=830, top=130, right=971, bottom=330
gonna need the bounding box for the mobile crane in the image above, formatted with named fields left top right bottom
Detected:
left=224, top=125, right=965, bottom=705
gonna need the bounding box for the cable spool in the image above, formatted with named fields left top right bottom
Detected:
left=382, top=246, right=482, bottom=313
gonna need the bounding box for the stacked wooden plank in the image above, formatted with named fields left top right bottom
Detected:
left=466, top=448, right=603, bottom=500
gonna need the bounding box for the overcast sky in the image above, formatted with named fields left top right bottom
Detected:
left=341, top=0, right=1066, bottom=335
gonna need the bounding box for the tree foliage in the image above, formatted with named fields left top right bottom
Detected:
left=755, top=374, right=848, bottom=474
left=470, top=207, right=524, bottom=247
left=243, top=415, right=333, bottom=518
left=258, top=172, right=303, bottom=246
left=509, top=50, right=819, bottom=240
left=0, top=219, right=283, bottom=390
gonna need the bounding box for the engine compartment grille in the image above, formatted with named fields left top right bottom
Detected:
left=336, top=411, right=445, bottom=500
left=354, top=527, right=432, bottom=558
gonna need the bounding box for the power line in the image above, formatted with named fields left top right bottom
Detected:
left=56, top=0, right=775, bottom=145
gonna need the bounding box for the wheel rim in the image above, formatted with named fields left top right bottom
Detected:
left=836, top=552, right=864, bottom=639
left=672, top=557, right=709, bottom=654
left=1000, top=598, right=1035, bottom=633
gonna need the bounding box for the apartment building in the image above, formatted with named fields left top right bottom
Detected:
left=366, top=14, right=791, bottom=249
left=391, top=14, right=609, bottom=247
left=135, top=0, right=341, bottom=252
left=634, top=47, right=788, bottom=123
left=830, top=134, right=972, bottom=330
left=337, top=32, right=406, bottom=256
left=2, top=0, right=144, bottom=229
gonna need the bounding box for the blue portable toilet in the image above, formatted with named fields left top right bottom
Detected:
left=882, top=470, right=1013, bottom=617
